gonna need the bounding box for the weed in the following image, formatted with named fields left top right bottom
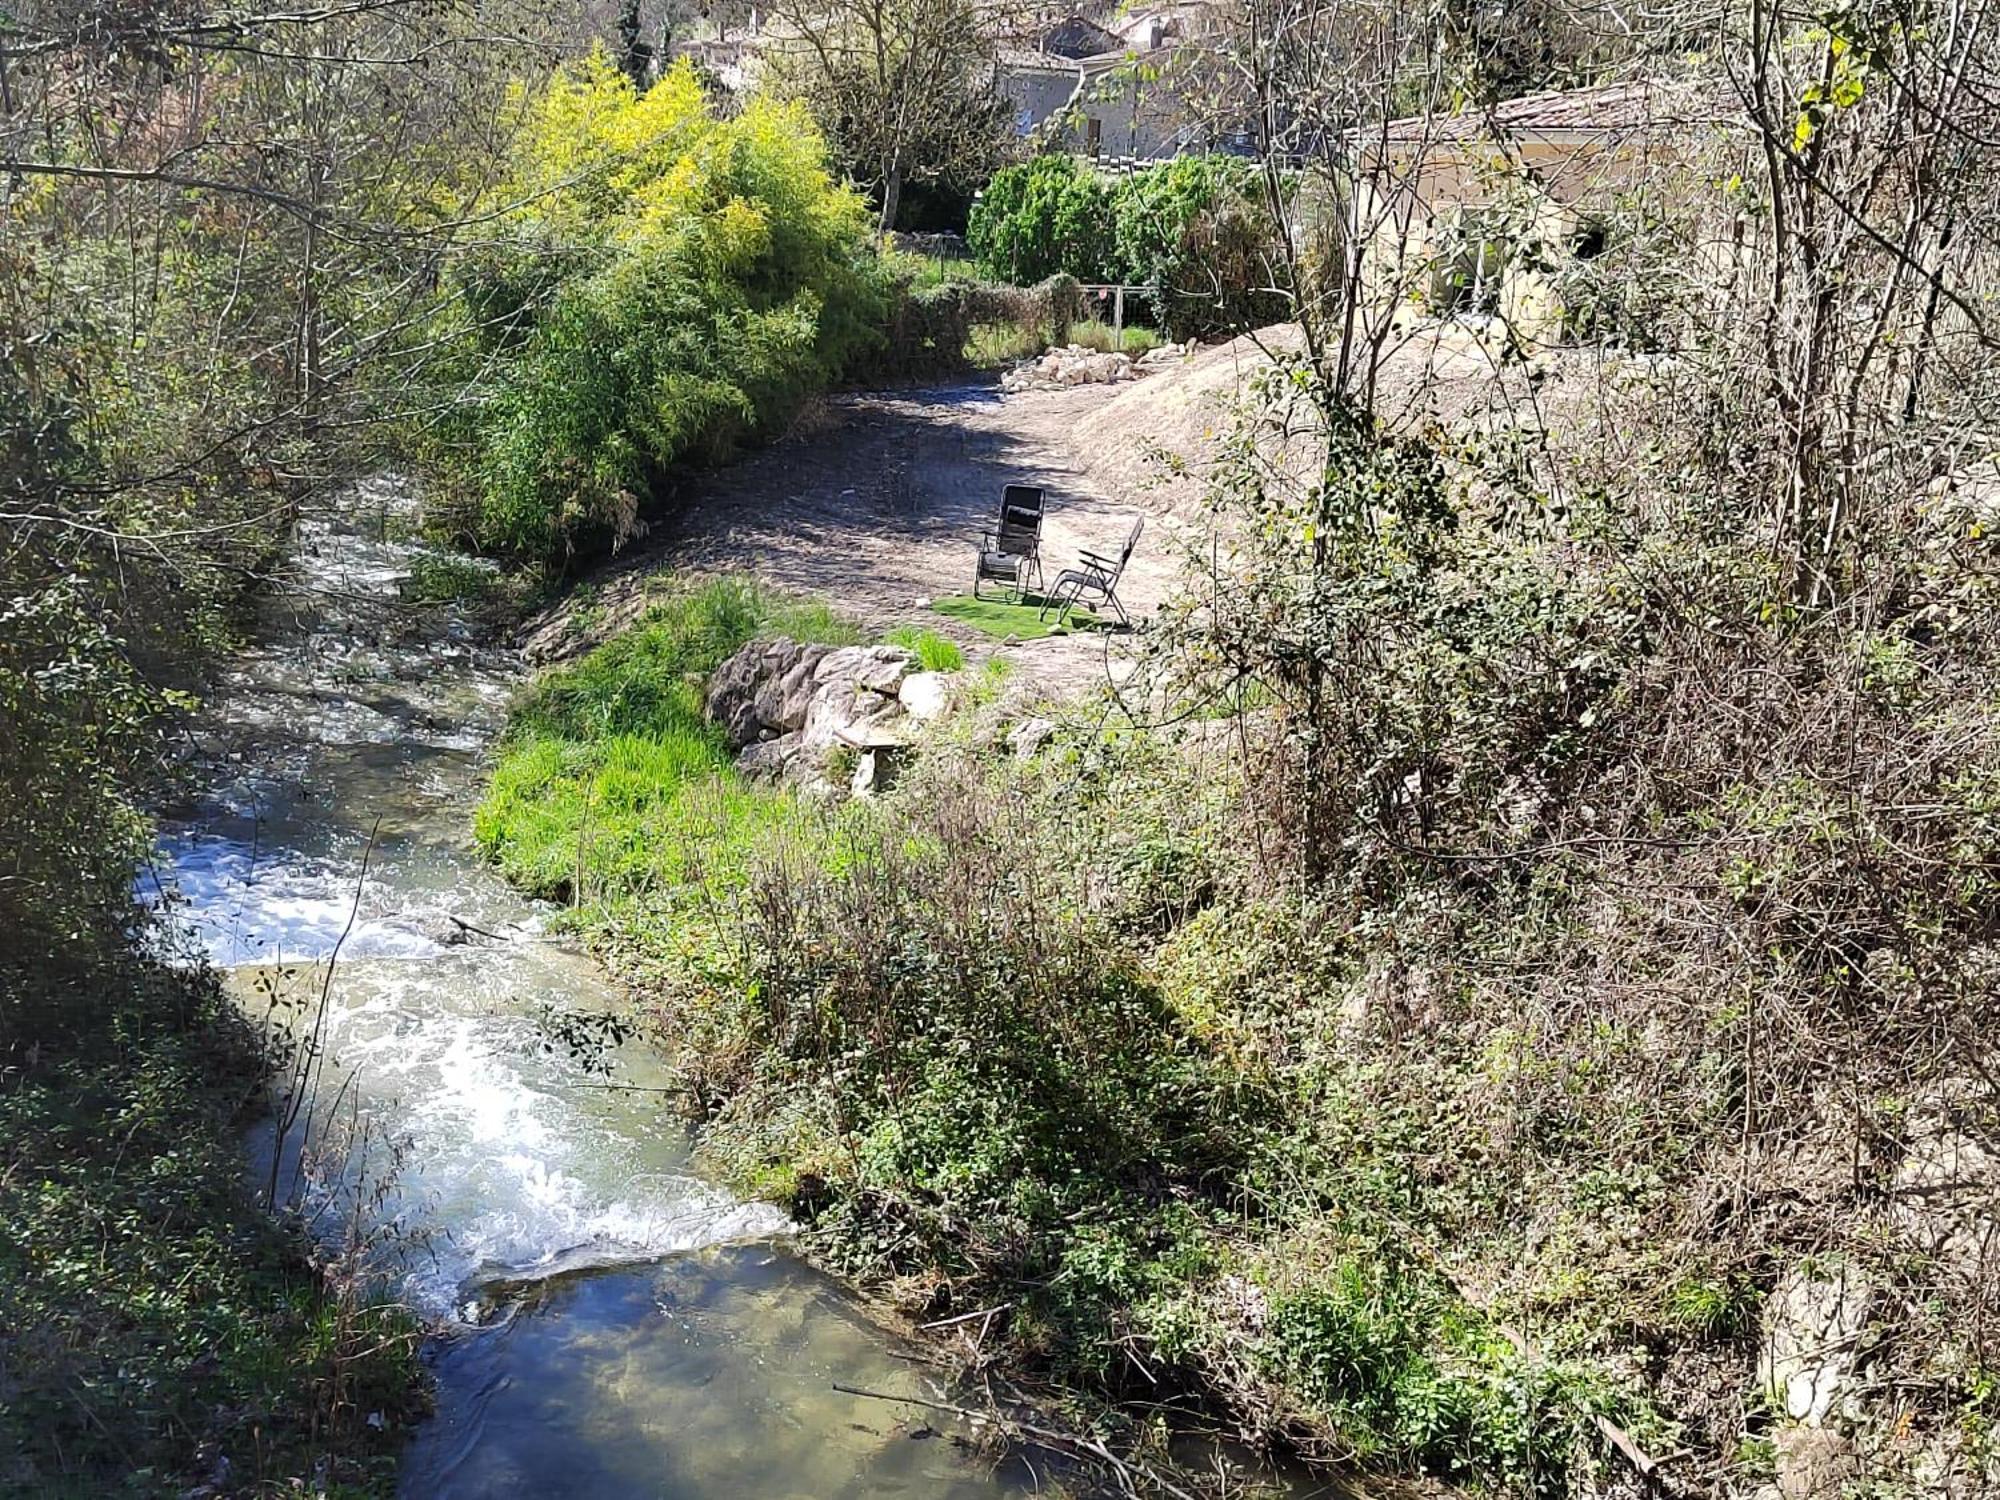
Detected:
left=1067, top=318, right=1164, bottom=356
left=965, top=321, right=1045, bottom=367
left=885, top=624, right=964, bottom=671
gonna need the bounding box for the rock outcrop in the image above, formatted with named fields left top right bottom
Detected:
left=706, top=636, right=925, bottom=794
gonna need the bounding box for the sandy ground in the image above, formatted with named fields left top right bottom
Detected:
left=521, top=323, right=1599, bottom=695
left=521, top=376, right=1196, bottom=696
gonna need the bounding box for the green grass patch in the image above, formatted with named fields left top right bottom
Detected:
left=1068, top=318, right=1165, bottom=356
left=929, top=593, right=1098, bottom=640
left=884, top=625, right=964, bottom=672
left=477, top=575, right=857, bottom=905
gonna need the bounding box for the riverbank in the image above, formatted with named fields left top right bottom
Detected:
left=472, top=570, right=1632, bottom=1495
left=0, top=951, right=422, bottom=1496
left=471, top=332, right=2000, bottom=1499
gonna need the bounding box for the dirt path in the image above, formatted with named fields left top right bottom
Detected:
left=522, top=376, right=1185, bottom=696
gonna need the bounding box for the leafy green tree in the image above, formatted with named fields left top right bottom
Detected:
left=431, top=52, right=882, bottom=559
left=968, top=154, right=1118, bottom=285
left=1110, top=156, right=1288, bottom=339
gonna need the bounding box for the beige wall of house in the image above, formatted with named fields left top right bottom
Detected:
left=1360, top=134, right=1681, bottom=347
left=997, top=56, right=1198, bottom=161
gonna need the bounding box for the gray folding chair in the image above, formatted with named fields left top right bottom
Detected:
left=1040, top=515, right=1143, bottom=626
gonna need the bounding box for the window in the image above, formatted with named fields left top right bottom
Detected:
left=1085, top=117, right=1102, bottom=155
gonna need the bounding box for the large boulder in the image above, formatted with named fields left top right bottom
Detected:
left=708, top=637, right=921, bottom=786
left=706, top=637, right=835, bottom=750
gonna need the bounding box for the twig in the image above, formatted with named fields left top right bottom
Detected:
left=830, top=1382, right=1200, bottom=1500
left=919, top=1302, right=1012, bottom=1330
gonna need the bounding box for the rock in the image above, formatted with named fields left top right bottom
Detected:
left=1775, top=1427, right=1859, bottom=1500
left=736, top=732, right=803, bottom=780
left=802, top=683, right=910, bottom=754
left=1761, top=1261, right=1873, bottom=1427
left=1001, top=343, right=1146, bottom=392
left=850, top=746, right=905, bottom=797
left=708, top=638, right=911, bottom=753
left=1007, top=715, right=1056, bottom=761
left=899, top=671, right=952, bottom=721
left=816, top=643, right=917, bottom=696
left=708, top=637, right=817, bottom=749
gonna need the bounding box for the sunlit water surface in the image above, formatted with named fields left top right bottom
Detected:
left=151, top=478, right=1027, bottom=1498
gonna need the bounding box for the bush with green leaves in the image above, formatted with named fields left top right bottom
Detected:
left=429, top=53, right=883, bottom=561
left=1110, top=155, right=1289, bottom=339
left=968, top=153, right=1118, bottom=285
left=969, top=153, right=1286, bottom=340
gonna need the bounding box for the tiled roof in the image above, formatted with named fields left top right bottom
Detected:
left=1380, top=78, right=1720, bottom=144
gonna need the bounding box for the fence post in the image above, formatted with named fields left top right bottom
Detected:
left=1113, top=285, right=1124, bottom=347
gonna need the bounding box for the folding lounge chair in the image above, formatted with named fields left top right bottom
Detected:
left=974, top=485, right=1046, bottom=600
left=1040, top=515, right=1143, bottom=626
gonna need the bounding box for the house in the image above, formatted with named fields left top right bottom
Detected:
left=1356, top=78, right=1722, bottom=345
left=996, top=7, right=1233, bottom=163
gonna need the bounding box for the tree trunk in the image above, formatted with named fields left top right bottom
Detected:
left=877, top=155, right=903, bottom=237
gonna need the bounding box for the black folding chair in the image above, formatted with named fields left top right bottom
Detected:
left=1040, top=515, right=1143, bottom=627
left=974, top=485, right=1046, bottom=600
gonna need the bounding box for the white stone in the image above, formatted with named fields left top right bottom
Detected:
left=1761, top=1261, right=1873, bottom=1427
left=899, top=671, right=952, bottom=721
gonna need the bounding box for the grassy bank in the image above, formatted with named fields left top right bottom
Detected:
left=473, top=577, right=1655, bottom=1495
left=1, top=958, right=422, bottom=1496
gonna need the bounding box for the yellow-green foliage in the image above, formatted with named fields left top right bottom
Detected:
left=441, top=52, right=882, bottom=560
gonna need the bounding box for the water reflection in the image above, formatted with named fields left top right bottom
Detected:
left=404, top=1248, right=1030, bottom=1499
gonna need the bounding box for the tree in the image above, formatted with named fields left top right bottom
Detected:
left=0, top=0, right=588, bottom=966
left=968, top=153, right=1116, bottom=282
left=761, top=0, right=1014, bottom=233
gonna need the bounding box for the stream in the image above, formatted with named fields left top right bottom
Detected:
left=149, top=478, right=1031, bottom=1498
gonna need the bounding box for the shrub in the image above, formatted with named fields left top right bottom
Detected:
left=1109, top=155, right=1289, bottom=339
left=431, top=53, right=881, bottom=561
left=863, top=272, right=1083, bottom=378
left=1066, top=317, right=1164, bottom=355
left=968, top=153, right=1286, bottom=340
left=968, top=154, right=1117, bottom=285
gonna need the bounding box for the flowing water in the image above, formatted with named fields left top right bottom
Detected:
left=150, top=478, right=1032, bottom=1498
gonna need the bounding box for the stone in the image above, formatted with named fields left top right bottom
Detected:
left=736, top=732, right=803, bottom=780
left=850, top=746, right=905, bottom=797
left=899, top=671, right=952, bottom=721
left=815, top=644, right=917, bottom=697
left=708, top=637, right=915, bottom=754
left=1891, top=1081, right=2000, bottom=1275
left=1761, top=1261, right=1873, bottom=1427
left=1775, top=1427, right=1859, bottom=1500
left=1008, top=715, right=1056, bottom=761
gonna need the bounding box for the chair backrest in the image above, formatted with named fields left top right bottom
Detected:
left=993, top=513, right=1038, bottom=559
left=1002, top=484, right=1046, bottom=523
left=1107, top=515, right=1144, bottom=581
